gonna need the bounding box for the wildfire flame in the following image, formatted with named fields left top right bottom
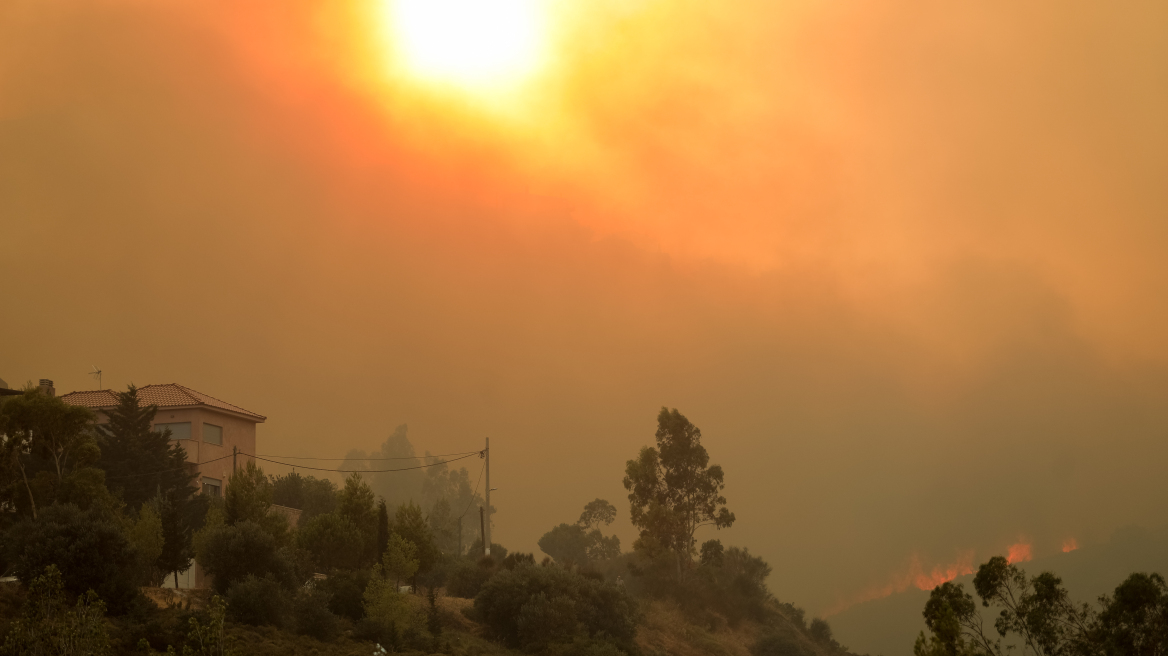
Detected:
left=1062, top=538, right=1078, bottom=553
left=826, top=538, right=1048, bottom=617
left=823, top=551, right=974, bottom=617
left=1007, top=541, right=1033, bottom=564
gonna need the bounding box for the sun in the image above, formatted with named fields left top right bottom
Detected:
left=384, top=0, right=548, bottom=92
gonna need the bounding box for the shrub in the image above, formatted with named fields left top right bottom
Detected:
left=0, top=565, right=110, bottom=655
left=752, top=629, right=818, bottom=656
left=809, top=618, right=833, bottom=644
left=200, top=520, right=295, bottom=594
left=3, top=504, right=139, bottom=613
left=226, top=575, right=289, bottom=627
left=317, top=568, right=371, bottom=621
left=293, top=588, right=341, bottom=642
left=475, top=563, right=638, bottom=653
left=518, top=592, right=583, bottom=651
left=550, top=637, right=630, bottom=656
left=363, top=564, right=423, bottom=637
left=447, top=559, right=495, bottom=599
left=503, top=552, right=538, bottom=570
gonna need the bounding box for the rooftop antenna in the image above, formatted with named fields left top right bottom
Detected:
left=90, top=365, right=102, bottom=389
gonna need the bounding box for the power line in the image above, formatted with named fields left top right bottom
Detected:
left=251, top=451, right=478, bottom=474
left=102, top=447, right=483, bottom=480
left=255, top=450, right=481, bottom=461
left=460, top=459, right=487, bottom=519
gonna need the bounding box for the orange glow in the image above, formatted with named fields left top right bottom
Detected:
left=1007, top=542, right=1033, bottom=564
left=824, top=552, right=975, bottom=616
left=380, top=0, right=548, bottom=93
left=1062, top=538, right=1079, bottom=553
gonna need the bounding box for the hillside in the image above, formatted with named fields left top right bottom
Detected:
left=830, top=525, right=1168, bottom=656
left=2, top=580, right=855, bottom=656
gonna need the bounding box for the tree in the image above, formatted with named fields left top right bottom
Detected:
left=428, top=497, right=459, bottom=555
left=270, top=472, right=338, bottom=525
left=394, top=501, right=438, bottom=589
left=377, top=500, right=391, bottom=558
left=225, top=461, right=287, bottom=542
left=623, top=408, right=735, bottom=574
left=156, top=491, right=208, bottom=588
left=578, top=499, right=617, bottom=532
left=383, top=533, right=420, bottom=588
left=1096, top=572, right=1168, bottom=656
left=0, top=389, right=100, bottom=519
left=909, top=557, right=1168, bottom=656
left=95, top=385, right=195, bottom=512
left=297, top=513, right=365, bottom=572
left=972, top=556, right=1095, bottom=655
left=337, top=473, right=378, bottom=564
left=127, top=501, right=165, bottom=585
left=421, top=456, right=488, bottom=554
left=538, top=524, right=591, bottom=565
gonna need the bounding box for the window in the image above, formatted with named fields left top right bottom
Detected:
left=202, top=477, right=222, bottom=497
left=155, top=422, right=191, bottom=439
left=203, top=423, right=223, bottom=445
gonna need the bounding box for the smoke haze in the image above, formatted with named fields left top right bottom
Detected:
left=2, top=0, right=1166, bottom=619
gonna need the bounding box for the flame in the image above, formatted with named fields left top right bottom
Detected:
left=1007, top=541, right=1033, bottom=564
left=1061, top=538, right=1078, bottom=553
left=823, top=551, right=975, bottom=616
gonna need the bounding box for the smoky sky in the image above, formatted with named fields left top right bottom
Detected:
left=2, top=0, right=1166, bottom=615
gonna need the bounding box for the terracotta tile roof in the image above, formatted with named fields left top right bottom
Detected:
left=60, top=383, right=265, bottom=422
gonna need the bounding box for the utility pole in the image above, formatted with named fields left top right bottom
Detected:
left=479, top=506, right=486, bottom=558
left=484, top=436, right=491, bottom=556
left=233, top=445, right=238, bottom=476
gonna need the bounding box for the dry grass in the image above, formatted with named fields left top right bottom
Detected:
left=139, top=586, right=211, bottom=611
left=635, top=599, right=764, bottom=656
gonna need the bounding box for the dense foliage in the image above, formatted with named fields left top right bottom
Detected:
left=474, top=563, right=639, bottom=654
left=914, top=556, right=1168, bottom=656
left=4, top=504, right=140, bottom=613
left=0, top=566, right=110, bottom=656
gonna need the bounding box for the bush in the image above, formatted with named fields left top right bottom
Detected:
left=200, top=520, right=295, bottom=594
left=550, top=637, right=630, bottom=656
left=363, top=565, right=422, bottom=637
left=752, top=629, right=818, bottom=656
left=809, top=618, right=833, bottom=645
left=3, top=504, right=140, bottom=613
left=293, top=588, right=342, bottom=641
left=0, top=565, right=110, bottom=655
left=475, top=563, right=638, bottom=653
left=317, top=568, right=371, bottom=621
left=226, top=575, right=289, bottom=627
left=518, top=592, right=583, bottom=651
left=447, top=559, right=495, bottom=598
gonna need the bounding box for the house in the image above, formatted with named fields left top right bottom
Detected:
left=61, top=383, right=267, bottom=589
left=61, top=383, right=266, bottom=498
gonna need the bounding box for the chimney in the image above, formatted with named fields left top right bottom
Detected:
left=38, top=379, right=55, bottom=397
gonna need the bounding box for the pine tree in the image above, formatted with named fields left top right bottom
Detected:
left=96, top=385, right=195, bottom=511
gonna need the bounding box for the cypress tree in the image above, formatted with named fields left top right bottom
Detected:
left=376, top=499, right=391, bottom=561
